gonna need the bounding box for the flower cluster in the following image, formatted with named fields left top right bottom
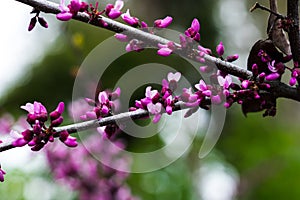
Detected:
left=57, top=0, right=88, bottom=21
left=131, top=72, right=181, bottom=123
left=11, top=101, right=77, bottom=151
left=81, top=88, right=121, bottom=138
left=46, top=134, right=139, bottom=200
left=157, top=18, right=202, bottom=57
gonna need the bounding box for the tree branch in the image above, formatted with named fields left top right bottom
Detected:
left=0, top=102, right=190, bottom=152
left=287, top=0, right=300, bottom=63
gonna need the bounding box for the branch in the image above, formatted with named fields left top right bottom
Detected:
left=287, top=0, right=300, bottom=63
left=0, top=101, right=191, bottom=152
left=15, top=0, right=300, bottom=96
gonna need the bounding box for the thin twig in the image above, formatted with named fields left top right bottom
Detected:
left=250, top=2, right=285, bottom=19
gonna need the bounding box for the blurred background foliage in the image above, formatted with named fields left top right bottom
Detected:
left=1, top=0, right=300, bottom=199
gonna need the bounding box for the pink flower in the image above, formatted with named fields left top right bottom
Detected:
left=167, top=72, right=181, bottom=82
left=289, top=77, right=297, bottom=86
left=56, top=0, right=87, bottom=21
left=147, top=102, right=162, bottom=123
left=216, top=41, right=224, bottom=57
left=57, top=0, right=73, bottom=21
left=115, top=33, right=128, bottom=42
left=157, top=42, right=175, bottom=57
left=157, top=47, right=173, bottom=57
left=226, top=54, right=239, bottom=62
left=217, top=75, right=232, bottom=89
left=105, top=0, right=124, bottom=19
left=198, top=45, right=212, bottom=55
left=21, top=101, right=48, bottom=122
left=195, top=80, right=212, bottom=96
left=145, top=86, right=159, bottom=102
left=0, top=167, right=6, bottom=182
left=185, top=18, right=201, bottom=41
left=154, top=16, right=173, bottom=28
left=64, top=136, right=78, bottom=147
left=211, top=94, right=222, bottom=105
left=121, top=9, right=139, bottom=27
left=125, top=39, right=144, bottom=52
left=265, top=72, right=280, bottom=81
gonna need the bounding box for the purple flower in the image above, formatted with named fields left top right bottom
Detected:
left=211, top=94, right=222, bottom=105
left=57, top=0, right=73, bottom=21
left=50, top=102, right=65, bottom=121
left=125, top=39, right=144, bottom=52
left=195, top=80, right=212, bottom=96
left=21, top=101, right=47, bottom=115
left=145, top=86, right=160, bottom=102
left=141, top=21, right=148, bottom=28
left=198, top=45, right=212, bottom=55
left=121, top=9, right=139, bottom=27
left=216, top=41, right=225, bottom=57
left=0, top=114, right=14, bottom=134
left=154, top=16, right=173, bottom=28
left=157, top=42, right=175, bottom=57
left=157, top=47, right=173, bottom=57
left=265, top=73, right=280, bottom=81
left=64, top=136, right=78, bottom=147
left=258, top=49, right=271, bottom=63
left=166, top=72, right=181, bottom=91
left=46, top=134, right=138, bottom=200
left=21, top=101, right=48, bottom=123
left=241, top=80, right=250, bottom=89
left=199, top=65, right=213, bottom=73
left=105, top=0, right=124, bottom=19
left=217, top=75, right=232, bottom=89
left=289, top=68, right=300, bottom=86
left=226, top=54, right=239, bottom=62
left=147, top=102, right=162, bottom=123
left=185, top=18, right=201, bottom=41
left=289, top=77, right=297, bottom=86
left=0, top=167, right=6, bottom=182
left=56, top=0, right=87, bottom=21
left=167, top=72, right=181, bottom=82
left=115, top=33, right=129, bottom=42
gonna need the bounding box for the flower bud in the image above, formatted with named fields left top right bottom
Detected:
left=38, top=17, right=48, bottom=28
left=28, top=17, right=37, bottom=31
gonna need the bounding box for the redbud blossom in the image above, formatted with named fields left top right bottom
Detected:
left=265, top=72, right=280, bottom=81
left=185, top=18, right=201, bottom=41
left=211, top=94, right=222, bottom=105
left=289, top=77, right=297, bottom=86
left=154, top=16, right=173, bottom=28
left=226, top=54, right=239, bottom=62
left=157, top=42, right=175, bottom=57
left=105, top=0, right=124, bottom=19
left=147, top=102, right=162, bottom=123
left=195, top=80, right=212, bottom=97
left=216, top=41, right=225, bottom=57
left=217, top=75, right=232, bottom=89
left=157, top=47, right=173, bottom=57
left=57, top=0, right=87, bottom=21
left=115, top=33, right=128, bottom=42
left=121, top=9, right=139, bottom=27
